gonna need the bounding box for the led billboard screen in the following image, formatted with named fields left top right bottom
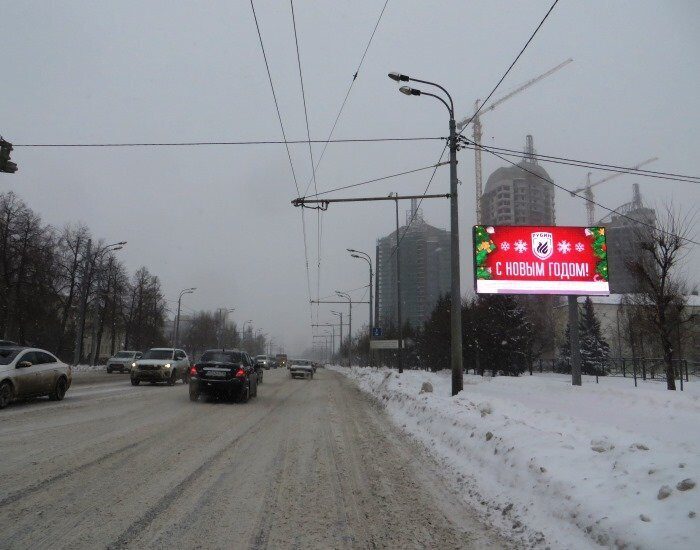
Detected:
left=473, top=225, right=610, bottom=295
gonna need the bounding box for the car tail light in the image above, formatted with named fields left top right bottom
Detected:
left=235, top=368, right=246, bottom=378
left=189, top=366, right=198, bottom=376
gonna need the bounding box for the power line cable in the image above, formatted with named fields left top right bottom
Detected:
left=395, top=0, right=561, bottom=250
left=290, top=0, right=322, bottom=325
left=14, top=136, right=441, bottom=148
left=250, top=0, right=313, bottom=321
left=301, top=0, right=391, bottom=198
left=479, top=144, right=700, bottom=246
left=466, top=143, right=700, bottom=184
left=304, top=161, right=449, bottom=198
left=457, top=0, right=560, bottom=138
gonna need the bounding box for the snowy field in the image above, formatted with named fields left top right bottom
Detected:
left=331, top=366, right=700, bottom=549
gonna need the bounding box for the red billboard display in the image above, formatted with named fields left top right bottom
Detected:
left=473, top=225, right=610, bottom=295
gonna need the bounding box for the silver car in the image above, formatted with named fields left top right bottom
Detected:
left=106, top=350, right=142, bottom=373
left=0, top=347, right=73, bottom=408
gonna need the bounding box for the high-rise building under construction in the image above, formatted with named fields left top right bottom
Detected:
left=480, top=135, right=556, bottom=226
left=376, top=201, right=450, bottom=329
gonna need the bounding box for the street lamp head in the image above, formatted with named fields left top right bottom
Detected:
left=399, top=86, right=421, bottom=96
left=351, top=254, right=361, bottom=259
left=346, top=248, right=357, bottom=253
left=388, top=72, right=409, bottom=82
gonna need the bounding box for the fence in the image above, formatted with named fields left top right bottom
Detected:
left=530, top=357, right=697, bottom=389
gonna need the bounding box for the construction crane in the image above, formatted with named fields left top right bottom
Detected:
left=570, top=157, right=658, bottom=225
left=456, top=58, right=573, bottom=223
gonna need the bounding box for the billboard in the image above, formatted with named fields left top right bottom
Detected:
left=473, top=225, right=609, bottom=295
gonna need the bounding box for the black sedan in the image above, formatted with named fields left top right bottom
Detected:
left=188, top=349, right=258, bottom=403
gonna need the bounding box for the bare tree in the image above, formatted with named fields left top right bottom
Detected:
left=627, top=204, right=696, bottom=390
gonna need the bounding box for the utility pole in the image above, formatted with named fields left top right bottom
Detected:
left=336, top=291, right=352, bottom=366
left=568, top=295, right=582, bottom=386
left=348, top=248, right=373, bottom=367
left=73, top=238, right=92, bottom=365
left=173, top=287, right=196, bottom=348
left=332, top=311, right=343, bottom=361
left=394, top=194, right=403, bottom=374
left=387, top=71, right=463, bottom=395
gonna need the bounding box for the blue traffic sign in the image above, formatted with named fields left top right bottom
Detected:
left=371, top=327, right=383, bottom=338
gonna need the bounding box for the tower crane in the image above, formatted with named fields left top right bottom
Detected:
left=456, top=58, right=573, bottom=223
left=570, top=157, right=658, bottom=225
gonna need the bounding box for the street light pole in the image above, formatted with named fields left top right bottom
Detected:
left=174, top=287, right=196, bottom=348
left=336, top=291, right=352, bottom=365
left=348, top=248, right=373, bottom=367
left=393, top=193, right=403, bottom=373
left=331, top=311, right=343, bottom=362
left=388, top=71, right=463, bottom=395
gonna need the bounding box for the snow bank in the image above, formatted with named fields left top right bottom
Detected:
left=70, top=364, right=108, bottom=373
left=331, top=367, right=700, bottom=549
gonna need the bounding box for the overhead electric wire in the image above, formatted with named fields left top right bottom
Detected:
left=301, top=0, right=391, bottom=198
left=290, top=0, right=322, bottom=324
left=456, top=0, right=560, bottom=138
left=479, top=144, right=700, bottom=247
left=466, top=143, right=700, bottom=184
left=395, top=0, right=561, bottom=250
left=303, top=161, right=449, bottom=199
left=250, top=0, right=313, bottom=321
left=14, top=136, right=441, bottom=148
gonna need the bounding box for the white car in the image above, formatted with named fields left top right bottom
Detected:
left=0, top=347, right=73, bottom=409
left=288, top=359, right=314, bottom=380
left=106, top=350, right=142, bottom=373
left=130, top=348, right=190, bottom=386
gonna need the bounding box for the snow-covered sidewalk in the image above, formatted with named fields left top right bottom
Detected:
left=331, top=367, right=700, bottom=549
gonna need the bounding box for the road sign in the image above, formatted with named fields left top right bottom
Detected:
left=371, top=327, right=383, bottom=338
left=370, top=339, right=399, bottom=350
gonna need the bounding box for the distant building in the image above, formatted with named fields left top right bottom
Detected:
left=376, top=201, right=450, bottom=329
left=481, top=135, right=556, bottom=226
left=600, top=184, right=656, bottom=294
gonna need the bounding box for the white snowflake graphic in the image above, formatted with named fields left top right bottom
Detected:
left=500, top=241, right=510, bottom=251
left=575, top=242, right=585, bottom=252
left=557, top=240, right=572, bottom=254
left=513, top=239, right=528, bottom=253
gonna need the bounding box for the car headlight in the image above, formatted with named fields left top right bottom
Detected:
left=132, top=362, right=137, bottom=368
left=164, top=363, right=171, bottom=369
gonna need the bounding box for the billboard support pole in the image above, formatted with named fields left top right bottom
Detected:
left=568, top=295, right=582, bottom=386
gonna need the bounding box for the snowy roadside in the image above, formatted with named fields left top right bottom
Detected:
left=331, top=366, right=700, bottom=549
left=71, top=364, right=108, bottom=373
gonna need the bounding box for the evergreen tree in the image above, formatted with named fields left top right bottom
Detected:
left=559, top=298, right=610, bottom=375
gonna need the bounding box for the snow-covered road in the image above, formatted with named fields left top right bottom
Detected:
left=0, top=368, right=509, bottom=549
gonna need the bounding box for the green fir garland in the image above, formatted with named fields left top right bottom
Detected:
left=588, top=227, right=609, bottom=281
left=474, top=225, right=496, bottom=280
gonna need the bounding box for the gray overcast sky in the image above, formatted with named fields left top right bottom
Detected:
left=3, top=1, right=699, bottom=354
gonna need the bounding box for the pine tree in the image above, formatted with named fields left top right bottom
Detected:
left=559, top=298, right=610, bottom=375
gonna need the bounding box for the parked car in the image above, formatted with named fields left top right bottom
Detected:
left=288, top=359, right=314, bottom=380
left=188, top=349, right=258, bottom=403
left=0, top=347, right=72, bottom=409
left=130, top=348, right=189, bottom=386
left=106, top=350, right=142, bottom=373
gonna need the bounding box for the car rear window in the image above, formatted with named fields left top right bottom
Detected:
left=200, top=351, right=242, bottom=363
left=0, top=348, right=21, bottom=365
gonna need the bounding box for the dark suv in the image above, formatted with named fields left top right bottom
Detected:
left=188, top=349, right=258, bottom=403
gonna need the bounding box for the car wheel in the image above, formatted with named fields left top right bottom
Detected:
left=131, top=377, right=140, bottom=386
left=252, top=381, right=258, bottom=398
left=0, top=381, right=13, bottom=409
left=189, top=385, right=199, bottom=402
left=49, top=377, right=68, bottom=401
left=167, top=371, right=177, bottom=386
left=106, top=367, right=113, bottom=374
left=239, top=383, right=250, bottom=403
